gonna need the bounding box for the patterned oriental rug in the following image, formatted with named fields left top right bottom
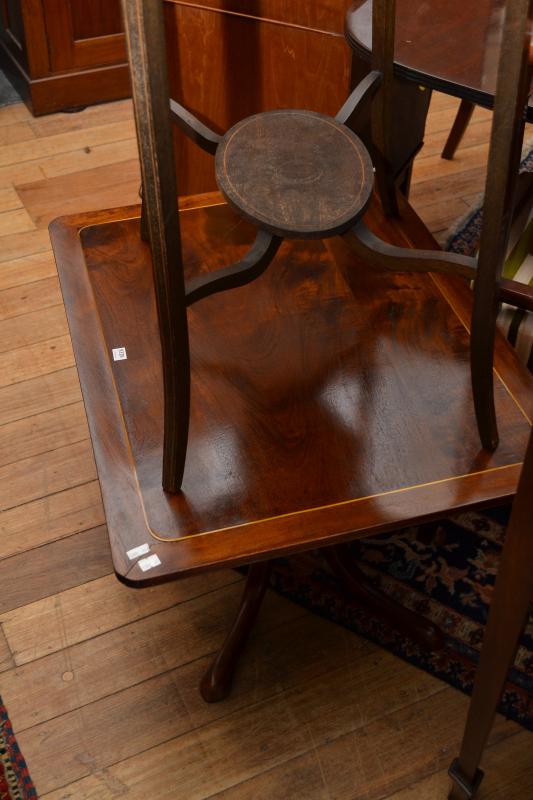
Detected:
left=268, top=505, right=533, bottom=730
left=0, top=700, right=36, bottom=799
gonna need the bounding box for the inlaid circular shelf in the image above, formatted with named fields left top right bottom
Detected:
left=215, top=109, right=374, bottom=239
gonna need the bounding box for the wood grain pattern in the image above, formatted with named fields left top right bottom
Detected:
left=0, top=480, right=104, bottom=559
left=0, top=275, right=61, bottom=319
left=26, top=683, right=517, bottom=798
left=0, top=571, right=245, bottom=666
left=0, top=402, right=88, bottom=467
left=0, top=367, right=81, bottom=426
left=0, top=626, right=14, bottom=672
left=16, top=157, right=141, bottom=228
left=2, top=595, right=299, bottom=746
left=0, top=439, right=96, bottom=512
left=0, top=304, right=69, bottom=351
left=0, top=334, right=74, bottom=387
left=0, top=526, right=112, bottom=614
left=389, top=732, right=532, bottom=800
left=0, top=251, right=56, bottom=290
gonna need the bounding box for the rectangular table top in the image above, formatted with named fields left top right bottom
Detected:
left=50, top=195, right=533, bottom=583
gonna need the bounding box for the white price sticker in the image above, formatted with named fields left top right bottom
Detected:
left=127, top=543, right=150, bottom=561
left=112, top=347, right=127, bottom=361
left=138, top=554, right=162, bottom=572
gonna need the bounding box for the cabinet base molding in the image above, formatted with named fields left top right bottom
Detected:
left=0, top=42, right=130, bottom=115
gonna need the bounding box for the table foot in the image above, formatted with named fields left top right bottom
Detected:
left=199, top=560, right=272, bottom=702
left=448, top=759, right=484, bottom=799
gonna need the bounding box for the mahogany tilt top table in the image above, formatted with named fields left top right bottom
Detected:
left=50, top=193, right=533, bottom=586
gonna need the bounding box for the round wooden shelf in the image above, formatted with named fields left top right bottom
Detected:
left=215, top=109, right=374, bottom=239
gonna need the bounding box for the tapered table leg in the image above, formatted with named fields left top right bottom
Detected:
left=441, top=99, right=475, bottom=160
left=200, top=560, right=272, bottom=702
left=323, top=544, right=445, bottom=651
left=448, top=431, right=533, bottom=799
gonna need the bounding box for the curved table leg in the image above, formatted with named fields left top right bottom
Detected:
left=186, top=230, right=282, bottom=307
left=323, top=544, right=445, bottom=651
left=200, top=560, right=272, bottom=702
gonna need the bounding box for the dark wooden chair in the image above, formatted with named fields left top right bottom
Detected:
left=447, top=421, right=533, bottom=800
left=124, top=0, right=533, bottom=701
left=135, top=0, right=532, bottom=497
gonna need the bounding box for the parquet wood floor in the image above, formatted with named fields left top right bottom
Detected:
left=0, top=92, right=531, bottom=799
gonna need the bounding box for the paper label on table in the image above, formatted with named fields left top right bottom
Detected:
left=126, top=543, right=150, bottom=560
left=112, top=347, right=127, bottom=361
left=138, top=554, right=162, bottom=572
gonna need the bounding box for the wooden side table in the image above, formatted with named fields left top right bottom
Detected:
left=347, top=0, right=533, bottom=115
left=50, top=191, right=533, bottom=697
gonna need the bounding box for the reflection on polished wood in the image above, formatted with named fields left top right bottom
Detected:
left=51, top=196, right=533, bottom=585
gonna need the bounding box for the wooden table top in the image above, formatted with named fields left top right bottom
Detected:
left=347, top=0, right=533, bottom=115
left=50, top=194, right=533, bottom=585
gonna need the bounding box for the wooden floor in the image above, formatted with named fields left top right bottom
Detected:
left=0, top=92, right=531, bottom=799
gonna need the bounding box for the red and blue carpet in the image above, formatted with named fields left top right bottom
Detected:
left=269, top=505, right=532, bottom=730
left=0, top=700, right=36, bottom=800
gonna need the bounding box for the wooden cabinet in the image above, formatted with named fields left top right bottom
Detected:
left=0, top=0, right=129, bottom=114
left=42, top=0, right=125, bottom=71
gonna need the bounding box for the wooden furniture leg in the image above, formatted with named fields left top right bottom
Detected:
left=448, top=428, right=533, bottom=800
left=122, top=0, right=191, bottom=493
left=200, top=561, right=272, bottom=702
left=470, top=0, right=532, bottom=452
left=200, top=541, right=445, bottom=705
left=139, top=183, right=149, bottom=243
left=371, top=0, right=399, bottom=216
left=323, top=544, right=445, bottom=650
left=442, top=100, right=475, bottom=160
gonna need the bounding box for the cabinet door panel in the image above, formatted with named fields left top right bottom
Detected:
left=43, top=0, right=126, bottom=71
left=3, top=0, right=25, bottom=48
left=70, top=0, right=123, bottom=39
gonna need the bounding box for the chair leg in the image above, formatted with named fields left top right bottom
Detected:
left=200, top=560, right=272, bottom=702
left=442, top=100, right=475, bottom=160
left=323, top=544, right=445, bottom=651
left=448, top=431, right=533, bottom=799
left=140, top=193, right=149, bottom=242
left=470, top=293, right=499, bottom=451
